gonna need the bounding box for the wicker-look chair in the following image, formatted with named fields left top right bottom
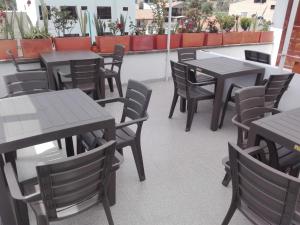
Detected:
left=4, top=141, right=116, bottom=225
left=222, top=142, right=300, bottom=225
left=6, top=49, right=46, bottom=72
left=79, top=80, right=152, bottom=181
left=219, top=73, right=294, bottom=128
left=245, top=50, right=271, bottom=64
left=222, top=86, right=300, bottom=187
left=103, top=44, right=125, bottom=97
left=168, top=61, right=215, bottom=131
left=58, top=58, right=103, bottom=100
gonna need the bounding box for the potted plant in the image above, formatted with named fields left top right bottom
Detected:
left=205, top=18, right=222, bottom=46
left=181, top=1, right=209, bottom=48
left=0, top=5, right=17, bottom=60
left=18, top=1, right=52, bottom=58
left=95, top=14, right=130, bottom=53
left=152, top=0, right=167, bottom=49
left=240, top=17, right=260, bottom=44
left=52, top=7, right=91, bottom=51
left=259, top=19, right=273, bottom=43
left=130, top=21, right=154, bottom=51
left=218, top=14, right=241, bottom=45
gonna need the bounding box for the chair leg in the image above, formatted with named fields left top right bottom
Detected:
left=180, top=97, right=186, bottom=113
left=185, top=100, right=196, bottom=132
left=117, top=148, right=123, bottom=155
left=107, top=78, right=114, bottom=92
left=103, top=194, right=115, bottom=225
left=219, top=87, right=234, bottom=129
left=57, top=139, right=62, bottom=149
left=222, top=171, right=231, bottom=187
left=114, top=76, right=123, bottom=97
left=131, top=140, right=146, bottom=181
left=36, top=215, right=49, bottom=225
left=221, top=199, right=238, bottom=225
left=168, top=92, right=179, bottom=118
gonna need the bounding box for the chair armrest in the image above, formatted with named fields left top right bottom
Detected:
left=232, top=115, right=250, bottom=132
left=4, top=163, right=41, bottom=202
left=104, top=60, right=122, bottom=66
left=188, top=79, right=216, bottom=87
left=95, top=97, right=126, bottom=105
left=116, top=114, right=149, bottom=129
left=243, top=146, right=266, bottom=156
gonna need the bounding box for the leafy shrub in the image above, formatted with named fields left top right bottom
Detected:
left=240, top=17, right=252, bottom=31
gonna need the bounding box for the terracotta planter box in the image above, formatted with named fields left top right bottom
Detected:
left=241, top=31, right=261, bottom=44
left=260, top=31, right=274, bottom=43
left=205, top=33, right=223, bottom=46
left=155, top=34, right=167, bottom=49
left=54, top=37, right=91, bottom=51
left=182, top=33, right=205, bottom=47
left=0, top=39, right=17, bottom=59
left=20, top=39, right=53, bottom=58
left=131, top=35, right=154, bottom=51
left=170, top=34, right=182, bottom=49
left=96, top=36, right=130, bottom=53
left=223, top=32, right=243, bottom=45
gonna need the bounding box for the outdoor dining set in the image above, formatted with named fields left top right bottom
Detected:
left=0, top=44, right=300, bottom=225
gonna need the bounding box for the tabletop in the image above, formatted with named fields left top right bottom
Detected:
left=185, top=57, right=265, bottom=78
left=0, top=89, right=114, bottom=153
left=40, top=51, right=101, bottom=64
left=250, top=108, right=300, bottom=151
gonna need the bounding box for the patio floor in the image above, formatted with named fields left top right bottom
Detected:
left=22, top=79, right=251, bottom=225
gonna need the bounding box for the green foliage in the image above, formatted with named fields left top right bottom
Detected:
left=39, top=0, right=49, bottom=34
left=78, top=9, right=88, bottom=36
left=94, top=14, right=106, bottom=36
left=51, top=7, right=77, bottom=37
left=108, top=14, right=127, bottom=36
left=206, top=18, right=218, bottom=33
left=216, top=14, right=235, bottom=32
left=3, top=11, right=14, bottom=39
left=15, top=11, right=25, bottom=38
left=129, top=21, right=145, bottom=35
left=151, top=0, right=167, bottom=35
left=201, top=2, right=213, bottom=15
left=251, top=14, right=258, bottom=32
left=23, top=14, right=50, bottom=39
left=240, top=17, right=252, bottom=31
left=261, top=19, right=271, bottom=31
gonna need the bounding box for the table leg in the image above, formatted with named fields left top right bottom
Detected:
left=65, top=137, right=74, bottom=157
left=210, top=78, right=225, bottom=131
left=180, top=97, right=186, bottom=113
left=45, top=63, right=57, bottom=90
left=100, top=75, right=105, bottom=100
left=0, top=156, right=18, bottom=225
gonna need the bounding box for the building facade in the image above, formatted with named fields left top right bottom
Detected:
left=229, top=0, right=277, bottom=21
left=16, top=0, right=136, bottom=39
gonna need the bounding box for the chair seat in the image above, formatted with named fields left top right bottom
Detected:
left=104, top=69, right=118, bottom=78
left=16, top=142, right=66, bottom=182
left=278, top=148, right=300, bottom=171
left=179, top=86, right=214, bottom=99
left=116, top=127, right=136, bottom=148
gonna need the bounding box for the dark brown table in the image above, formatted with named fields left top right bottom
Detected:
left=40, top=51, right=105, bottom=98
left=184, top=56, right=265, bottom=131
left=0, top=89, right=116, bottom=225
left=247, top=108, right=300, bottom=151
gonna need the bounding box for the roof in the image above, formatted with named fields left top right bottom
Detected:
left=136, top=9, right=153, bottom=20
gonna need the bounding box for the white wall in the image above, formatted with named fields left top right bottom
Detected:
left=16, top=0, right=136, bottom=40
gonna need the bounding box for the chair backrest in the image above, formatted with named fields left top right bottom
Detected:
left=265, top=73, right=294, bottom=108
left=177, top=49, right=196, bottom=63
left=245, top=50, right=271, bottom=65
left=121, top=80, right=152, bottom=129
left=4, top=71, right=49, bottom=97
left=110, top=44, right=125, bottom=72
left=170, top=61, right=191, bottom=99
left=70, top=58, right=102, bottom=90
left=6, top=49, right=21, bottom=72
left=228, top=142, right=300, bottom=225
left=36, top=140, right=116, bottom=221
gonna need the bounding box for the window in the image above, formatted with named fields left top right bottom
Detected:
left=38, top=5, right=51, bottom=20
left=270, top=5, right=275, bottom=10
left=81, top=6, right=87, bottom=10
left=123, top=7, right=128, bottom=11
left=60, top=6, right=78, bottom=19
left=254, top=0, right=266, bottom=3
left=97, top=7, right=111, bottom=19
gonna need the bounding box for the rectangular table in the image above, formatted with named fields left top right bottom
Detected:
left=0, top=89, right=116, bottom=225
left=248, top=108, right=300, bottom=151
left=184, top=56, right=265, bottom=131
left=40, top=51, right=105, bottom=98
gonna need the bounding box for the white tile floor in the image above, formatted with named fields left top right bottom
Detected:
left=23, top=80, right=251, bottom=225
